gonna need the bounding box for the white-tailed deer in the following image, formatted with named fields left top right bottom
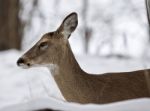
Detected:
left=17, top=12, right=150, bottom=104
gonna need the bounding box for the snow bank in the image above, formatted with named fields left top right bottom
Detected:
left=0, top=50, right=150, bottom=110
left=1, top=98, right=150, bottom=111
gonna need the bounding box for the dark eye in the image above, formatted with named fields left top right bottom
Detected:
left=39, top=42, right=48, bottom=50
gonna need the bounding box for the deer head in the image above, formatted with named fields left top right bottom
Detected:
left=17, top=12, right=78, bottom=69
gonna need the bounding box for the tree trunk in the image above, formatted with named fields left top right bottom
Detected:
left=146, top=0, right=150, bottom=42
left=0, top=0, right=21, bottom=50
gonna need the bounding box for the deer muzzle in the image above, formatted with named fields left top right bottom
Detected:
left=17, top=57, right=31, bottom=68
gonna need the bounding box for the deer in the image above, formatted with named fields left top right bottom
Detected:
left=17, top=12, right=150, bottom=104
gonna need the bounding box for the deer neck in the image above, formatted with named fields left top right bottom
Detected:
left=47, top=44, right=88, bottom=101
left=49, top=43, right=85, bottom=80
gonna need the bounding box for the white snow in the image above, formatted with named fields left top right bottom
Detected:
left=1, top=98, right=150, bottom=111
left=0, top=50, right=150, bottom=110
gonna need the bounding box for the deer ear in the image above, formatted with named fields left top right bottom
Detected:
left=58, top=12, right=78, bottom=39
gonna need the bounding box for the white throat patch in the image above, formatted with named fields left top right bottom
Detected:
left=47, top=64, right=59, bottom=75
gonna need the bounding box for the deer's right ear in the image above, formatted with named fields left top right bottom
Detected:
left=58, top=12, right=78, bottom=39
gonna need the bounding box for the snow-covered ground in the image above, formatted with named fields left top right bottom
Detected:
left=1, top=98, right=150, bottom=111
left=0, top=50, right=150, bottom=110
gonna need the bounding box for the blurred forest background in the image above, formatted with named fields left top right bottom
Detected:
left=0, top=0, right=149, bottom=58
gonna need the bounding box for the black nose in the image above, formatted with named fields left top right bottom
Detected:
left=17, top=58, right=25, bottom=66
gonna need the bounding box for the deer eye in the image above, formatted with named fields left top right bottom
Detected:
left=39, top=42, right=48, bottom=50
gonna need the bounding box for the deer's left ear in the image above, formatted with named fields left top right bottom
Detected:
left=58, top=12, right=78, bottom=39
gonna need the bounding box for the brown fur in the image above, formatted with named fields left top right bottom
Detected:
left=17, top=12, right=150, bottom=104
left=53, top=43, right=150, bottom=104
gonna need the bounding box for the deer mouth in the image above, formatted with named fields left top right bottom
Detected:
left=17, top=58, right=31, bottom=69
left=19, top=64, right=31, bottom=69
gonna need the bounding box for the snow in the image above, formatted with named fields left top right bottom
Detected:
left=1, top=98, right=150, bottom=111
left=0, top=50, right=150, bottom=110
